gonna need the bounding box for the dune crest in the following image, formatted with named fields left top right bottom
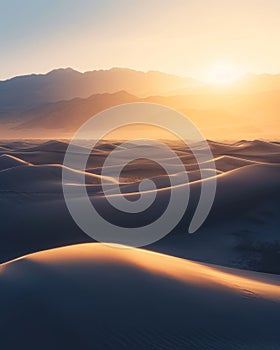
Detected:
left=0, top=154, right=31, bottom=171
left=1, top=243, right=280, bottom=349
left=5, top=242, right=280, bottom=299
left=0, top=139, right=279, bottom=273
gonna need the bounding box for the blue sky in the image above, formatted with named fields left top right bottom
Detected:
left=1, top=0, right=280, bottom=80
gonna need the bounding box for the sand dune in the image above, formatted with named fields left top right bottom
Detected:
left=178, top=155, right=265, bottom=172
left=150, top=163, right=280, bottom=272
left=1, top=68, right=280, bottom=349
left=88, top=154, right=261, bottom=177
left=211, top=155, right=266, bottom=171
left=233, top=139, right=280, bottom=152
left=0, top=160, right=279, bottom=272
left=0, top=154, right=31, bottom=171
left=104, top=168, right=220, bottom=195
left=1, top=138, right=278, bottom=169
left=0, top=146, right=273, bottom=194
left=0, top=146, right=11, bottom=152
left=1, top=243, right=280, bottom=349
left=0, top=163, right=117, bottom=192
left=0, top=138, right=279, bottom=349
left=0, top=139, right=279, bottom=274
left=93, top=163, right=280, bottom=199
left=19, top=139, right=92, bottom=154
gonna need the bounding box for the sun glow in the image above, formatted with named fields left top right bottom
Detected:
left=206, top=63, right=243, bottom=85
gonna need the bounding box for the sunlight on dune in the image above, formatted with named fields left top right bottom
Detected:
left=5, top=243, right=280, bottom=301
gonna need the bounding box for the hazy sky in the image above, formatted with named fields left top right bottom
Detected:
left=1, top=0, right=280, bottom=80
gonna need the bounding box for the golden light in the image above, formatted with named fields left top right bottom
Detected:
left=206, top=62, right=243, bottom=85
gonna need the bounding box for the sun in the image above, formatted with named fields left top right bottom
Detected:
left=206, top=63, right=243, bottom=85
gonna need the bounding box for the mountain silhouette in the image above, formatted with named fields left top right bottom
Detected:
left=0, top=67, right=195, bottom=115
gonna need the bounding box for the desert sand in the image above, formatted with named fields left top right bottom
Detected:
left=1, top=243, right=280, bottom=349
left=0, top=139, right=279, bottom=270
left=0, top=139, right=280, bottom=349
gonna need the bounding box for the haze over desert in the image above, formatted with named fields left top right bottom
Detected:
left=1, top=0, right=280, bottom=349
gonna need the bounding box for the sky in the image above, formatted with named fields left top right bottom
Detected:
left=1, top=0, right=280, bottom=81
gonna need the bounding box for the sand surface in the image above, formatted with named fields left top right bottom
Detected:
left=0, top=139, right=280, bottom=349
left=1, top=243, right=280, bottom=349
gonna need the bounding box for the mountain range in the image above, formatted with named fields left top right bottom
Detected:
left=0, top=67, right=195, bottom=113
left=0, top=68, right=280, bottom=140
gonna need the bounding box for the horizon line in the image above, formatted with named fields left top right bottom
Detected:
left=2, top=66, right=280, bottom=83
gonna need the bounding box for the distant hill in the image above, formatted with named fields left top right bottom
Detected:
left=12, top=88, right=280, bottom=140
left=0, top=67, right=195, bottom=115
left=17, top=91, right=138, bottom=130
left=0, top=68, right=280, bottom=139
